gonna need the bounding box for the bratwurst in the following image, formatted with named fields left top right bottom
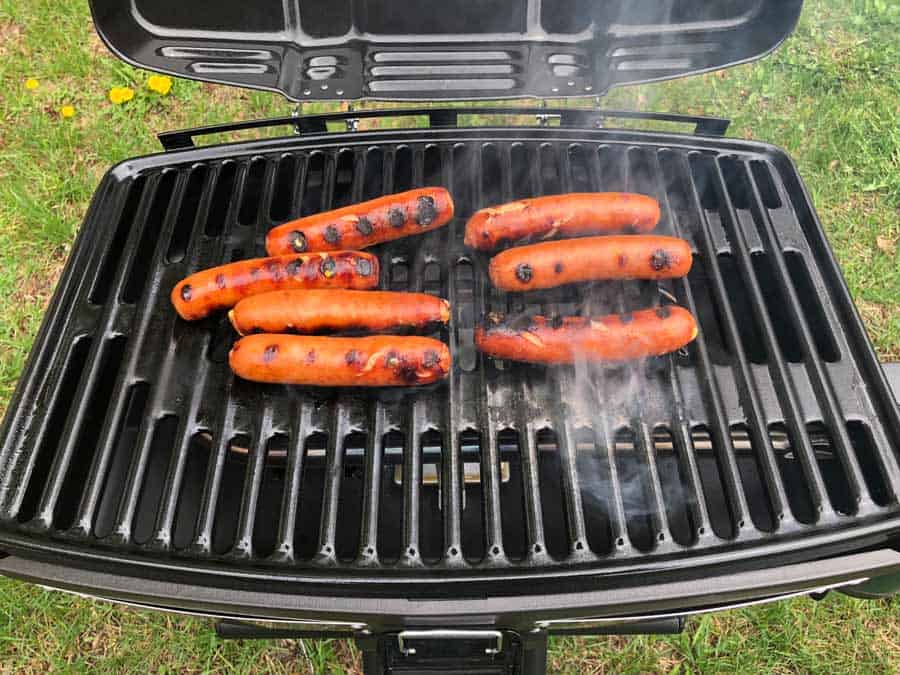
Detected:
left=228, top=290, right=450, bottom=335
left=229, top=334, right=451, bottom=387
left=171, top=252, right=379, bottom=320
left=475, top=306, right=698, bottom=364
left=488, top=235, right=692, bottom=291
left=464, top=192, right=660, bottom=251
left=266, top=187, right=454, bottom=255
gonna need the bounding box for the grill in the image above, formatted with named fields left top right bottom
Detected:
left=3, top=0, right=900, bottom=670
left=2, top=115, right=899, bottom=591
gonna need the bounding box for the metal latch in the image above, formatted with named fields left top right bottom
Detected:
left=397, top=629, right=503, bottom=656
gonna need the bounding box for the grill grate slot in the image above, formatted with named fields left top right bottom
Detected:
left=456, top=431, right=484, bottom=562
left=166, top=166, right=208, bottom=263
left=13, top=336, right=92, bottom=524
left=294, top=432, right=327, bottom=560
left=783, top=251, right=840, bottom=363
left=92, top=382, right=150, bottom=538
left=378, top=430, right=405, bottom=563
left=393, top=146, right=414, bottom=192
left=692, top=425, right=736, bottom=539
left=90, top=177, right=147, bottom=305
left=50, top=335, right=128, bottom=530
left=536, top=429, right=570, bottom=559
left=751, top=252, right=803, bottom=363
left=122, top=171, right=178, bottom=304
left=237, top=158, right=268, bottom=226
left=362, top=148, right=385, bottom=200
left=731, top=424, right=776, bottom=532
left=497, top=429, right=527, bottom=560
left=4, top=133, right=900, bottom=584
left=481, top=144, right=503, bottom=206
left=574, top=428, right=613, bottom=555
left=452, top=144, right=475, bottom=217
left=133, top=415, right=180, bottom=545
left=336, top=432, right=367, bottom=562
left=846, top=421, right=891, bottom=507
left=300, top=153, right=326, bottom=215
left=332, top=149, right=357, bottom=208
left=269, top=154, right=298, bottom=222
left=204, top=161, right=238, bottom=237
left=171, top=432, right=212, bottom=550
left=210, top=434, right=249, bottom=554
left=653, top=426, right=696, bottom=546
left=772, top=423, right=816, bottom=524
left=423, top=144, right=444, bottom=187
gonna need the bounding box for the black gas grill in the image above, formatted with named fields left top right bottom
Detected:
left=2, top=0, right=899, bottom=672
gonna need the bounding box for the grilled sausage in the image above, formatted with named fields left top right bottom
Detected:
left=475, top=306, right=698, bottom=364
left=228, top=290, right=451, bottom=335
left=266, top=187, right=454, bottom=255
left=464, top=192, right=660, bottom=251
left=172, top=252, right=379, bottom=321
left=229, top=334, right=451, bottom=387
left=488, top=235, right=692, bottom=292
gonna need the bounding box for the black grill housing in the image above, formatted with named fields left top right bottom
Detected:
left=1, top=114, right=899, bottom=602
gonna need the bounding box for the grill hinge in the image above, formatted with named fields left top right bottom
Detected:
left=157, top=107, right=731, bottom=150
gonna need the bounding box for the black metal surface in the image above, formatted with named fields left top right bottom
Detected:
left=1, top=113, right=899, bottom=599
left=89, top=0, right=803, bottom=101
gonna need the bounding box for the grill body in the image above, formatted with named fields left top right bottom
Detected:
left=1, top=112, right=899, bottom=631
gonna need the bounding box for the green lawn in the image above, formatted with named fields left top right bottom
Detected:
left=0, top=0, right=898, bottom=671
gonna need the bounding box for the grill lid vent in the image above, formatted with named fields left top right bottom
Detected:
left=89, top=0, right=803, bottom=101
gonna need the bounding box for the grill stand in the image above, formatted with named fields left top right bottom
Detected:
left=212, top=620, right=690, bottom=673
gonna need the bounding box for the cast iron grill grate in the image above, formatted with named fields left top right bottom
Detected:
left=1, top=125, right=898, bottom=584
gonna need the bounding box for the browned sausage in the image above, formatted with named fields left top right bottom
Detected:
left=475, top=306, right=698, bottom=364
left=464, top=192, right=660, bottom=251
left=266, top=187, right=454, bottom=255
left=229, top=334, right=451, bottom=387
left=171, top=252, right=379, bottom=321
left=488, top=235, right=692, bottom=292
left=228, top=290, right=450, bottom=335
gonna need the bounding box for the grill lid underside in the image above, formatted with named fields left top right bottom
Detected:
left=89, top=0, right=803, bottom=101
left=0, top=123, right=899, bottom=594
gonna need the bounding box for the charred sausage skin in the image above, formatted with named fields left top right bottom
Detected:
left=228, top=290, right=450, bottom=335
left=229, top=334, right=451, bottom=387
left=475, top=306, right=698, bottom=364
left=464, top=192, right=660, bottom=251
left=266, top=187, right=454, bottom=255
left=172, top=251, right=379, bottom=321
left=488, top=235, right=692, bottom=291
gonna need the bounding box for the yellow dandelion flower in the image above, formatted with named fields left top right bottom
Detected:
left=108, top=86, right=135, bottom=105
left=147, top=75, right=173, bottom=95
left=25, top=78, right=40, bottom=90
left=60, top=105, right=76, bottom=118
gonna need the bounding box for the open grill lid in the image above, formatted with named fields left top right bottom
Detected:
left=89, top=0, right=803, bottom=102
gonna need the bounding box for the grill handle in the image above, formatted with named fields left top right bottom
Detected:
left=157, top=107, right=731, bottom=150
left=397, top=628, right=503, bottom=656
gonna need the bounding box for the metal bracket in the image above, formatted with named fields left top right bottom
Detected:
left=397, top=629, right=503, bottom=656
left=535, top=113, right=561, bottom=127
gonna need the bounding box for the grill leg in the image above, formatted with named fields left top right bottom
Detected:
left=521, top=631, right=548, bottom=675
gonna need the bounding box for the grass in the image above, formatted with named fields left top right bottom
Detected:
left=0, top=0, right=898, bottom=671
